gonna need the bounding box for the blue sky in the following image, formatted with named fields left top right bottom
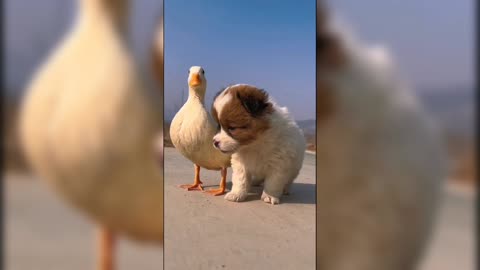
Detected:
left=164, top=1, right=316, bottom=120
left=5, top=0, right=473, bottom=120
left=329, top=0, right=474, bottom=90
left=4, top=0, right=163, bottom=97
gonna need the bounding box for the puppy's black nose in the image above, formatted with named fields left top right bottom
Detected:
left=213, top=139, right=220, bottom=148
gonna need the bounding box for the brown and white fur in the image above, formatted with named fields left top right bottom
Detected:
left=212, top=85, right=306, bottom=204
left=315, top=4, right=447, bottom=270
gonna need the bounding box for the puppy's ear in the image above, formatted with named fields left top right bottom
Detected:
left=236, top=87, right=273, bottom=117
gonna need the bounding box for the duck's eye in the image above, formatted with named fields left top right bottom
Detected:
left=201, top=69, right=205, bottom=75
left=188, top=69, right=190, bottom=74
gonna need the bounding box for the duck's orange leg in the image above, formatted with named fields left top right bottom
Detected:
left=205, top=167, right=227, bottom=196
left=98, top=227, right=115, bottom=270
left=179, top=164, right=204, bottom=191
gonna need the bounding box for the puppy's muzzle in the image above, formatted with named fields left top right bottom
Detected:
left=213, top=139, right=220, bottom=149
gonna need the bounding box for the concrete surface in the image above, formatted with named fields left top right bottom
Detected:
left=5, top=173, right=163, bottom=270
left=5, top=148, right=475, bottom=270
left=419, top=183, right=475, bottom=270
left=164, top=147, right=316, bottom=270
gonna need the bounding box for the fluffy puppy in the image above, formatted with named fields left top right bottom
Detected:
left=211, top=84, right=306, bottom=204
left=315, top=5, right=447, bottom=270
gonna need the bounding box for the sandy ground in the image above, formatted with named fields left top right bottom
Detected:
left=164, top=148, right=316, bottom=270
left=5, top=148, right=474, bottom=270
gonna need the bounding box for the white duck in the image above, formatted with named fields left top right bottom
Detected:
left=169, top=66, right=231, bottom=195
left=19, top=1, right=163, bottom=269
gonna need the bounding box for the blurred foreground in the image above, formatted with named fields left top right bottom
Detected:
left=5, top=173, right=163, bottom=270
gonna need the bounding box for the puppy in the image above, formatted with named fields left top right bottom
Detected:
left=315, top=5, right=447, bottom=270
left=211, top=84, right=306, bottom=204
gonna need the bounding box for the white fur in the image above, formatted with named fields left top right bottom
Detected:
left=214, top=98, right=306, bottom=205
left=213, top=127, right=237, bottom=153
left=213, top=91, right=232, bottom=119
left=316, top=21, right=447, bottom=270
left=213, top=84, right=248, bottom=119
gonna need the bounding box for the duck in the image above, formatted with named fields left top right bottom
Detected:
left=169, top=66, right=231, bottom=196
left=19, top=1, right=163, bottom=269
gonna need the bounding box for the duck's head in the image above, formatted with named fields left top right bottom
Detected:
left=188, top=66, right=207, bottom=94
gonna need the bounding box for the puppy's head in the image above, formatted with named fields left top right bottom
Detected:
left=211, top=84, right=273, bottom=154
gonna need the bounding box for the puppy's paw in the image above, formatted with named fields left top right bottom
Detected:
left=261, top=191, right=280, bottom=205
left=224, top=191, right=248, bottom=202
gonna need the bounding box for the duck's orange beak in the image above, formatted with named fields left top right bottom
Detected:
left=189, top=73, right=202, bottom=87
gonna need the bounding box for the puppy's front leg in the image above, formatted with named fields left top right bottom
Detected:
left=224, top=161, right=250, bottom=202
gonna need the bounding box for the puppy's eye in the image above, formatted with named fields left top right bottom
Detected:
left=227, top=125, right=248, bottom=132
left=217, top=123, right=221, bottom=131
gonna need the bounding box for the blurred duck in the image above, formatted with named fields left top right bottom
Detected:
left=169, top=66, right=231, bottom=195
left=20, top=1, right=163, bottom=269
left=151, top=13, right=164, bottom=162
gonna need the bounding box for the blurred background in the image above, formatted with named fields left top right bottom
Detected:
left=4, top=0, right=163, bottom=172
left=4, top=1, right=164, bottom=269
left=163, top=1, right=316, bottom=151
left=329, top=0, right=475, bottom=188
left=326, top=1, right=475, bottom=270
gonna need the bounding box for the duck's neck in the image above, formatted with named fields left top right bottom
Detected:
left=79, top=0, right=129, bottom=32
left=188, top=88, right=206, bottom=104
